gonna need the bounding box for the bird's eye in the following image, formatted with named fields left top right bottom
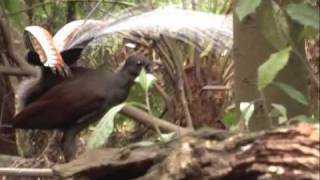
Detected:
left=136, top=60, right=142, bottom=66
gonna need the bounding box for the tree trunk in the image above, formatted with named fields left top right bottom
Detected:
left=234, top=0, right=308, bottom=131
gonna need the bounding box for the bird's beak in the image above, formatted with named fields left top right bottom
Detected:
left=145, top=64, right=152, bottom=73
left=145, top=62, right=158, bottom=73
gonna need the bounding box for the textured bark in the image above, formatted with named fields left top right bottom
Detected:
left=0, top=20, right=18, bottom=156
left=50, top=123, right=318, bottom=180
left=0, top=74, right=17, bottom=155
left=0, top=123, right=318, bottom=179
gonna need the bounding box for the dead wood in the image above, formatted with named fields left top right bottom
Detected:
left=50, top=123, right=319, bottom=180
left=0, top=123, right=318, bottom=179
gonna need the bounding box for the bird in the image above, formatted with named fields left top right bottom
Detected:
left=12, top=55, right=151, bottom=161
left=17, top=20, right=106, bottom=111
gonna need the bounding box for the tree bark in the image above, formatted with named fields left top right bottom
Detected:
left=0, top=123, right=318, bottom=179
left=53, top=123, right=320, bottom=180
left=0, top=19, right=18, bottom=156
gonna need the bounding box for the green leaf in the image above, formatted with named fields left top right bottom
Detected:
left=273, top=82, right=308, bottom=106
left=135, top=68, right=157, bottom=91
left=236, top=0, right=262, bottom=21
left=223, top=112, right=237, bottom=128
left=158, top=132, right=176, bottom=143
left=291, top=114, right=319, bottom=123
left=271, top=103, right=288, bottom=124
left=86, top=103, right=126, bottom=149
left=260, top=1, right=290, bottom=50
left=291, top=115, right=312, bottom=123
left=299, top=26, right=319, bottom=40
left=286, top=3, right=319, bottom=30
left=240, top=102, right=255, bottom=128
left=258, top=47, right=291, bottom=90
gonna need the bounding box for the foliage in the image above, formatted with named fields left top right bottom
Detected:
left=87, top=103, right=126, bottom=149
left=239, top=102, right=255, bottom=129
left=235, top=0, right=261, bottom=21
left=273, top=82, right=308, bottom=106
left=271, top=103, right=288, bottom=125
left=259, top=0, right=290, bottom=50
left=236, top=0, right=319, bottom=129
left=286, top=3, right=319, bottom=30
left=257, top=47, right=291, bottom=91
left=222, top=112, right=237, bottom=128
left=135, top=68, right=157, bottom=91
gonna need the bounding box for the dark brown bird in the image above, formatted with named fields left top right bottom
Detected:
left=13, top=55, right=151, bottom=161
left=17, top=20, right=106, bottom=110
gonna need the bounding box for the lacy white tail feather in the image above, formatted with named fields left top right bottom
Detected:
left=15, top=67, right=42, bottom=113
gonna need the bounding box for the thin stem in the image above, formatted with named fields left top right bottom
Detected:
left=0, top=168, right=54, bottom=177
left=259, top=91, right=273, bottom=129
left=291, top=45, right=319, bottom=88
left=145, top=87, right=162, bottom=136
left=0, top=66, right=32, bottom=76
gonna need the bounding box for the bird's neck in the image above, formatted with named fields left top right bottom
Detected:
left=116, top=69, right=137, bottom=89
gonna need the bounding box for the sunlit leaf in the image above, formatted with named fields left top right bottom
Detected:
left=87, top=103, right=126, bottom=149
left=286, top=3, right=319, bottom=30
left=258, top=47, right=291, bottom=90
left=236, top=0, right=262, bottom=21
left=240, top=102, right=255, bottom=128
left=291, top=115, right=311, bottom=122
left=159, top=132, right=176, bottom=143
left=291, top=114, right=319, bottom=123
left=260, top=1, right=290, bottom=50
left=273, top=82, right=308, bottom=106
left=271, top=103, right=288, bottom=124
left=223, top=112, right=237, bottom=128
left=135, top=68, right=157, bottom=91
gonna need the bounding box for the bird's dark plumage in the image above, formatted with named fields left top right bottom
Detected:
left=13, top=56, right=150, bottom=129
left=13, top=55, right=151, bottom=161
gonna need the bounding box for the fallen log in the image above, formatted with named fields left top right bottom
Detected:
left=0, top=123, right=319, bottom=179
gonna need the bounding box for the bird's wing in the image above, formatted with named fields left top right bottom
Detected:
left=12, top=83, right=106, bottom=129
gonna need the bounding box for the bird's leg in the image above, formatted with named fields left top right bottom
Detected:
left=62, top=125, right=82, bottom=162
left=61, top=110, right=102, bottom=161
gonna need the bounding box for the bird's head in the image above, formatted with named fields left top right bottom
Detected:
left=122, top=55, right=152, bottom=77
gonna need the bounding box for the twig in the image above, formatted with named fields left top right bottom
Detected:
left=0, top=19, right=36, bottom=76
left=145, top=85, right=162, bottom=135
left=259, top=91, right=273, bottom=129
left=201, top=85, right=230, bottom=91
left=120, top=105, right=190, bottom=135
left=0, top=66, right=32, bottom=76
left=292, top=46, right=320, bottom=88
left=154, top=83, right=171, bottom=111
left=153, top=42, right=176, bottom=82
left=161, top=36, right=194, bottom=129
left=0, top=167, right=55, bottom=177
